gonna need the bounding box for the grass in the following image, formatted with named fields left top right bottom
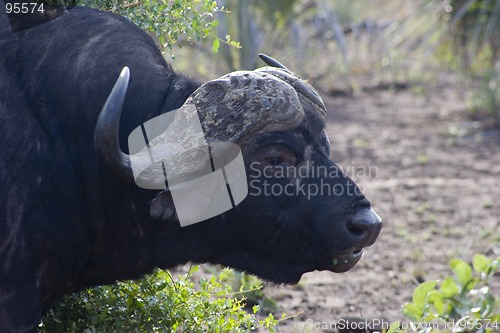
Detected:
left=353, top=138, right=370, bottom=149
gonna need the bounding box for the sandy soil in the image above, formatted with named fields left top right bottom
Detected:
left=260, top=85, right=500, bottom=332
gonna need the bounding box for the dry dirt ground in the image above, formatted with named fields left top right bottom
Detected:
left=259, top=85, right=500, bottom=332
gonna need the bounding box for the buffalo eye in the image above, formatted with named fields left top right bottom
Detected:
left=258, top=147, right=297, bottom=167
left=267, top=156, right=284, bottom=166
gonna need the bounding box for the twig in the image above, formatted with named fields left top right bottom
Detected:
left=122, top=1, right=143, bottom=9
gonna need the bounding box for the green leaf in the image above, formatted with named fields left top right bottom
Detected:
left=454, top=261, right=473, bottom=286
left=473, top=254, right=491, bottom=274
left=212, top=38, right=220, bottom=53
left=386, top=322, right=403, bottom=333
left=412, top=280, right=438, bottom=308
left=439, top=277, right=459, bottom=297
left=492, top=256, right=500, bottom=272
left=229, top=41, right=242, bottom=49
left=427, top=290, right=445, bottom=315
left=489, top=314, right=500, bottom=321
left=403, top=303, right=423, bottom=322
left=449, top=258, right=467, bottom=270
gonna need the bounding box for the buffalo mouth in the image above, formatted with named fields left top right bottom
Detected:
left=318, top=248, right=365, bottom=273
left=215, top=247, right=367, bottom=284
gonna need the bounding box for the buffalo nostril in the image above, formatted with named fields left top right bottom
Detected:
left=347, top=220, right=368, bottom=236
left=347, top=208, right=382, bottom=243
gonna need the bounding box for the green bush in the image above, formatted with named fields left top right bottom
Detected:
left=217, top=269, right=279, bottom=312
left=392, top=254, right=500, bottom=333
left=39, top=266, right=281, bottom=332
left=77, top=0, right=238, bottom=54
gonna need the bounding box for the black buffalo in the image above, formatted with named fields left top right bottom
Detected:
left=0, top=6, right=381, bottom=332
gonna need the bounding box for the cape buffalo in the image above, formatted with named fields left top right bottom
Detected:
left=0, top=6, right=382, bottom=332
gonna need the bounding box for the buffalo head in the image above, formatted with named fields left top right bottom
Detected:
left=94, top=57, right=382, bottom=284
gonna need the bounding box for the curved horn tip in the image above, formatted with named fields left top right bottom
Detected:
left=120, top=66, right=130, bottom=80
left=258, top=53, right=289, bottom=71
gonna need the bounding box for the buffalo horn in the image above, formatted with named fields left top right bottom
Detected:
left=258, top=53, right=289, bottom=71
left=94, top=66, right=135, bottom=183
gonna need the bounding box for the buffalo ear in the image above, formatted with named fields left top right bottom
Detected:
left=150, top=190, right=177, bottom=221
